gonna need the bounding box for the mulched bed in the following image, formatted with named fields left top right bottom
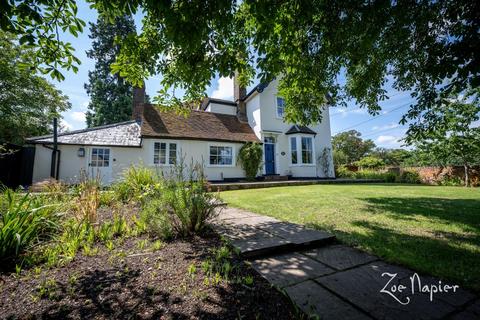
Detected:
left=0, top=205, right=299, bottom=319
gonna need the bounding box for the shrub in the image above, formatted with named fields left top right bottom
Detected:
left=140, top=198, right=173, bottom=240
left=0, top=189, right=60, bottom=260
left=400, top=170, right=422, bottom=184
left=439, top=176, right=464, bottom=186
left=237, top=142, right=263, bottom=181
left=354, top=170, right=397, bottom=182
left=355, top=156, right=385, bottom=169
left=99, top=191, right=117, bottom=207
left=336, top=165, right=355, bottom=178
left=113, top=166, right=158, bottom=203
left=141, top=161, right=219, bottom=239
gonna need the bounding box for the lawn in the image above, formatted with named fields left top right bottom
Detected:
left=221, top=184, right=480, bottom=291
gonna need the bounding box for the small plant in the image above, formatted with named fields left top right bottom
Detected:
left=36, top=278, right=58, bottom=300
left=72, top=173, right=100, bottom=223
left=187, top=263, right=197, bottom=279
left=243, top=275, right=254, bottom=286
left=0, top=189, right=60, bottom=260
left=82, top=244, right=99, bottom=256
left=237, top=142, right=263, bottom=181
left=105, top=240, right=115, bottom=251
left=136, top=239, right=148, bottom=250
left=151, top=240, right=163, bottom=251
left=99, top=191, right=117, bottom=207
left=98, top=222, right=115, bottom=242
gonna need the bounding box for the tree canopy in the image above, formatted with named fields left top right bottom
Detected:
left=85, top=14, right=136, bottom=127
left=332, top=130, right=376, bottom=165
left=1, top=0, right=479, bottom=137
left=0, top=31, right=71, bottom=145
left=410, top=99, right=480, bottom=186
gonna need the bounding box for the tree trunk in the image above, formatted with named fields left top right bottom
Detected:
left=464, top=164, right=469, bottom=187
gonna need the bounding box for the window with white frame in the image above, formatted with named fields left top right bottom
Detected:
left=154, top=142, right=177, bottom=165
left=290, top=137, right=298, bottom=164
left=301, top=137, right=313, bottom=164
left=276, top=97, right=285, bottom=118
left=209, top=145, right=233, bottom=165
left=290, top=136, right=314, bottom=165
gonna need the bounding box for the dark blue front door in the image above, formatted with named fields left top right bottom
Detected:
left=265, top=144, right=275, bottom=175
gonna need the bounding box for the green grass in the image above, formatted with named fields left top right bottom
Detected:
left=221, top=184, right=480, bottom=291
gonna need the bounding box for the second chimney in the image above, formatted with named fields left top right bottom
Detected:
left=132, top=85, right=146, bottom=121
left=233, top=72, right=247, bottom=122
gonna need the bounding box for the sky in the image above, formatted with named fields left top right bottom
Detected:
left=55, top=0, right=414, bottom=149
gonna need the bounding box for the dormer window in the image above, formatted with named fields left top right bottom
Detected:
left=276, top=97, right=285, bottom=118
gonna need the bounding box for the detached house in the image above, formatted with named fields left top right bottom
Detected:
left=27, top=78, right=334, bottom=185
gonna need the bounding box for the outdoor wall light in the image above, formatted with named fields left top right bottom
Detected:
left=77, top=147, right=85, bottom=157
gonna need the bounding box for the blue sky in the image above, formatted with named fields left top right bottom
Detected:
left=55, top=0, right=413, bottom=149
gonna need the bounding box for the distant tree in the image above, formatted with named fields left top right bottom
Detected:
left=332, top=130, right=376, bottom=165
left=332, top=149, right=348, bottom=167
left=372, top=148, right=412, bottom=166
left=84, top=15, right=136, bottom=127
left=0, top=31, right=70, bottom=145
left=408, top=98, right=480, bottom=187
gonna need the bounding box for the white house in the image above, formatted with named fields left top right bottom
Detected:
left=27, top=78, right=335, bottom=185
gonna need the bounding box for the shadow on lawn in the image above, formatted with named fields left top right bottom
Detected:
left=359, top=196, right=480, bottom=233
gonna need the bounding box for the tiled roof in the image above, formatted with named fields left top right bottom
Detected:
left=26, top=121, right=142, bottom=147
left=285, top=125, right=316, bottom=135
left=140, top=104, right=260, bottom=143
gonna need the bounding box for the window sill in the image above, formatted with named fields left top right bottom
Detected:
left=207, top=164, right=236, bottom=168
left=289, top=163, right=316, bottom=167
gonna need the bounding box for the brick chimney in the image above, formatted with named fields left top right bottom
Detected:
left=132, top=85, right=145, bottom=121
left=233, top=71, right=247, bottom=122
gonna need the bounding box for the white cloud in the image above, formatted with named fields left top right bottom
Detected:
left=60, top=119, right=73, bottom=132
left=375, top=135, right=404, bottom=148
left=211, top=77, right=233, bottom=100
left=71, top=111, right=86, bottom=122
left=371, top=123, right=399, bottom=131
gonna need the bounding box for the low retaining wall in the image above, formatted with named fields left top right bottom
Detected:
left=210, top=178, right=384, bottom=192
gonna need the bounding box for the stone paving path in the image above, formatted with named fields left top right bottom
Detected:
left=212, top=207, right=479, bottom=320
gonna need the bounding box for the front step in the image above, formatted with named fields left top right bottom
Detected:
left=264, top=174, right=289, bottom=181
left=214, top=210, right=336, bottom=259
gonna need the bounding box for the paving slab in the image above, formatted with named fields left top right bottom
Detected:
left=251, top=252, right=335, bottom=288
left=316, top=261, right=457, bottom=320
left=303, top=245, right=378, bottom=271
left=258, top=221, right=335, bottom=245
left=285, top=280, right=372, bottom=320
left=215, top=207, right=258, bottom=221
left=450, top=299, right=480, bottom=320
left=231, top=234, right=292, bottom=258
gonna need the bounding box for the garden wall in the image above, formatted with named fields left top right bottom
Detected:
left=401, top=166, right=480, bottom=186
